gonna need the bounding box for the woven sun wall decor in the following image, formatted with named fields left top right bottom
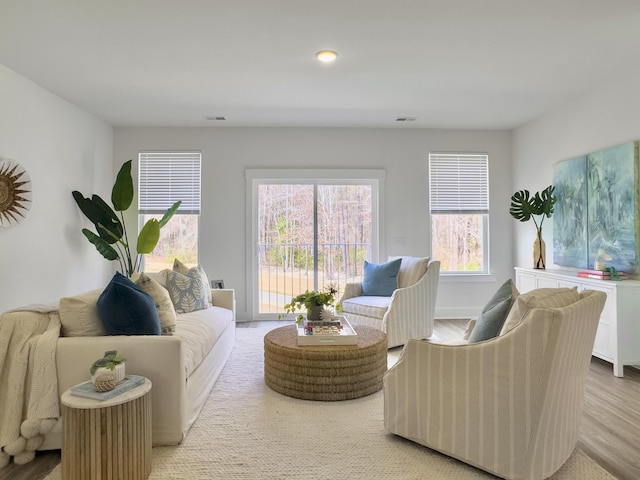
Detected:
left=0, top=159, right=32, bottom=227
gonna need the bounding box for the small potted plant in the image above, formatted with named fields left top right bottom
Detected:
left=280, top=286, right=343, bottom=324
left=90, top=350, right=127, bottom=389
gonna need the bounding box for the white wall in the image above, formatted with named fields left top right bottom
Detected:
left=114, top=127, right=513, bottom=321
left=512, top=65, right=640, bottom=272
left=0, top=65, right=114, bottom=312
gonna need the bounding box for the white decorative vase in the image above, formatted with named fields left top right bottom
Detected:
left=91, top=363, right=125, bottom=385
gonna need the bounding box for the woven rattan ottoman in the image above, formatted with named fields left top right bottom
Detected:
left=264, top=325, right=387, bottom=401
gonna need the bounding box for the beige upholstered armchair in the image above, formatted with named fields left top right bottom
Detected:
left=383, top=289, right=606, bottom=480
left=339, top=257, right=440, bottom=348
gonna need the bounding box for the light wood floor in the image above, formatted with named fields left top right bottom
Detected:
left=2, top=319, right=639, bottom=480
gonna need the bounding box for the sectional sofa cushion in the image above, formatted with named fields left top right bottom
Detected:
left=362, top=258, right=402, bottom=296
left=340, top=295, right=392, bottom=319
left=97, top=272, right=161, bottom=335
left=177, top=305, right=235, bottom=377
left=468, top=279, right=519, bottom=343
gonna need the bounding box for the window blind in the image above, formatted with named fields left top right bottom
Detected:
left=429, top=153, right=489, bottom=214
left=138, top=152, right=201, bottom=214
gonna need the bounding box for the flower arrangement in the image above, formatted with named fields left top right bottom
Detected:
left=280, top=285, right=343, bottom=323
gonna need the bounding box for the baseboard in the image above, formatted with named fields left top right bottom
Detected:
left=435, top=307, right=478, bottom=320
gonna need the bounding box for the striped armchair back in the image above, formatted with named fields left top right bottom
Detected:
left=384, top=289, right=606, bottom=480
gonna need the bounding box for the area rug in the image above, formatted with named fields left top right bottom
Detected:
left=46, top=325, right=614, bottom=480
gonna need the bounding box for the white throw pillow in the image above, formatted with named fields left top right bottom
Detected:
left=145, top=269, right=169, bottom=288
left=59, top=288, right=106, bottom=337
left=132, top=272, right=177, bottom=335
left=388, top=256, right=430, bottom=288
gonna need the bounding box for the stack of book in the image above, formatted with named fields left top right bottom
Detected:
left=577, top=269, right=628, bottom=280
left=304, top=319, right=342, bottom=327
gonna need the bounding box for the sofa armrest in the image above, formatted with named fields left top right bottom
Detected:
left=56, top=335, right=184, bottom=392
left=56, top=335, right=187, bottom=444
left=211, top=288, right=236, bottom=318
left=381, top=261, right=440, bottom=346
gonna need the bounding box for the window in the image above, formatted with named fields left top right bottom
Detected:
left=429, top=153, right=489, bottom=273
left=138, top=152, right=201, bottom=271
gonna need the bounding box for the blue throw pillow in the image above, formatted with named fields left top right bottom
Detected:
left=97, top=272, right=161, bottom=335
left=361, top=258, right=402, bottom=296
left=468, top=279, right=518, bottom=343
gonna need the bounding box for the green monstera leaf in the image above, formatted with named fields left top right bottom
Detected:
left=537, top=185, right=556, bottom=218
left=509, top=190, right=537, bottom=222
left=509, top=185, right=556, bottom=228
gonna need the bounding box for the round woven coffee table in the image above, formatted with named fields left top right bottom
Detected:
left=264, top=325, right=387, bottom=401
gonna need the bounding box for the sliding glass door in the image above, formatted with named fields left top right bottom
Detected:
left=248, top=170, right=383, bottom=319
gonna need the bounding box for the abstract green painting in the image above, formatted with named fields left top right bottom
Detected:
left=553, top=155, right=588, bottom=268
left=553, top=141, right=639, bottom=273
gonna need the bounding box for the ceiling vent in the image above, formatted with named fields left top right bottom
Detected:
left=205, top=116, right=226, bottom=121
left=396, top=117, right=416, bottom=122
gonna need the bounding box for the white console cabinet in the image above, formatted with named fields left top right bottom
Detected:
left=515, top=267, right=640, bottom=377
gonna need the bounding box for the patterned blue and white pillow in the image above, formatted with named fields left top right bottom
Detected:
left=166, top=268, right=208, bottom=314
left=172, top=259, right=211, bottom=305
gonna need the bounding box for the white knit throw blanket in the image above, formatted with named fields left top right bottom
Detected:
left=0, top=307, right=61, bottom=467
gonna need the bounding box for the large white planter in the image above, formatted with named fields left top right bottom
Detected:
left=91, top=363, right=126, bottom=385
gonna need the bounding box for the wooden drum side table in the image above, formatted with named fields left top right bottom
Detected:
left=264, top=325, right=387, bottom=401
left=61, top=378, right=152, bottom=480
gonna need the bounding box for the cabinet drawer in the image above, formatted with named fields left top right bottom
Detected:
left=536, top=277, right=558, bottom=289
left=557, top=279, right=582, bottom=290
left=517, top=273, right=537, bottom=293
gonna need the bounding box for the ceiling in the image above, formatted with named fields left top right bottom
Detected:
left=2, top=0, right=640, bottom=130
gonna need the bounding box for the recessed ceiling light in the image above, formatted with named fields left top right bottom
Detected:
left=316, top=50, right=338, bottom=63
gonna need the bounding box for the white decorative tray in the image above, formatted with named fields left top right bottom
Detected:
left=296, top=316, right=358, bottom=346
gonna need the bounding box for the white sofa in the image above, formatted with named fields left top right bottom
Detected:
left=45, top=287, right=235, bottom=449
left=0, top=279, right=235, bottom=466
